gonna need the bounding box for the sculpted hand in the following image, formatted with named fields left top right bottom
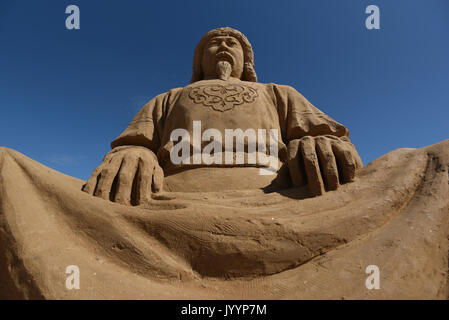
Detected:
left=287, top=135, right=363, bottom=197
left=83, top=146, right=163, bottom=206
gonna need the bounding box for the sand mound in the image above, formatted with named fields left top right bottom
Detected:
left=0, top=140, right=448, bottom=299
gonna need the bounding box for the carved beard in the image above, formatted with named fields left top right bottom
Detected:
left=216, top=60, right=233, bottom=81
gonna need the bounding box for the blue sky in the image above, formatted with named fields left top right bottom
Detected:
left=1, top=0, right=448, bottom=180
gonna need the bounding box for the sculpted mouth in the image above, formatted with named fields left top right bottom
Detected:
left=216, top=51, right=234, bottom=65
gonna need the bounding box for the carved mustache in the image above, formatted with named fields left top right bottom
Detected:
left=215, top=51, right=235, bottom=66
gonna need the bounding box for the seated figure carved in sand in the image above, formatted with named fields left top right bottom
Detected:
left=82, top=27, right=363, bottom=204
left=2, top=27, right=447, bottom=300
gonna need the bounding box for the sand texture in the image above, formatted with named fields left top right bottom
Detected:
left=0, top=140, right=448, bottom=299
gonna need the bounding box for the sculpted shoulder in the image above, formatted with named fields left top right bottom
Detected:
left=182, top=79, right=276, bottom=92
left=141, top=87, right=184, bottom=107
left=263, top=83, right=308, bottom=98
left=177, top=80, right=307, bottom=105
left=162, top=86, right=184, bottom=99
left=247, top=82, right=311, bottom=106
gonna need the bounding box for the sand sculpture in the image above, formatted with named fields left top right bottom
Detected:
left=0, top=27, right=448, bottom=299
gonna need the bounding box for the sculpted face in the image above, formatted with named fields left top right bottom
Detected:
left=201, top=36, right=244, bottom=80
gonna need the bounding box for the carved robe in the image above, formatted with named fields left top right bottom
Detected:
left=111, top=80, right=349, bottom=173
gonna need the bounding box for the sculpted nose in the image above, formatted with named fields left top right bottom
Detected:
left=218, top=40, right=230, bottom=51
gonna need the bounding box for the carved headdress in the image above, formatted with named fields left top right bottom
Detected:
left=190, top=27, right=258, bottom=83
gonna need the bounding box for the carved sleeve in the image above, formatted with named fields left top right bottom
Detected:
left=110, top=92, right=169, bottom=151
left=273, top=84, right=349, bottom=143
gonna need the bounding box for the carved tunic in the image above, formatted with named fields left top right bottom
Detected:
left=111, top=79, right=348, bottom=172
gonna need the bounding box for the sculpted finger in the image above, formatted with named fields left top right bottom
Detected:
left=331, top=140, right=357, bottom=183
left=114, top=155, right=139, bottom=205
left=152, top=164, right=164, bottom=193
left=332, top=135, right=363, bottom=169
left=83, top=153, right=114, bottom=194
left=94, top=155, right=123, bottom=200
left=349, top=143, right=363, bottom=169
left=137, top=158, right=154, bottom=205
left=287, top=139, right=306, bottom=187
left=355, top=154, right=363, bottom=169
left=315, top=137, right=339, bottom=191
left=83, top=164, right=104, bottom=194
left=300, top=137, right=325, bottom=196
